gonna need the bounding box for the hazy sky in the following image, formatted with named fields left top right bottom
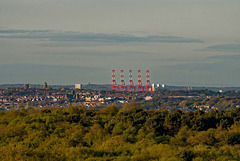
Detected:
left=0, top=0, right=240, bottom=86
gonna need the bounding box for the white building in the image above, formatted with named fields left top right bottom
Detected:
left=75, top=84, right=82, bottom=89
left=152, top=84, right=155, bottom=91
left=145, top=96, right=153, bottom=101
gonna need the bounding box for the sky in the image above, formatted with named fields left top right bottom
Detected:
left=0, top=0, right=240, bottom=86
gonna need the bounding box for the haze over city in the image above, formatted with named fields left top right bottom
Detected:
left=0, top=0, right=240, bottom=86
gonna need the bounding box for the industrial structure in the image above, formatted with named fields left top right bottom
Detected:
left=137, top=70, right=144, bottom=91
left=111, top=70, right=152, bottom=92
left=111, top=70, right=118, bottom=91
left=128, top=70, right=135, bottom=91
left=145, top=70, right=152, bottom=91
left=120, top=70, right=127, bottom=91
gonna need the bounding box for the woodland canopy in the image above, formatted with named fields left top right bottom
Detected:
left=1, top=102, right=240, bottom=160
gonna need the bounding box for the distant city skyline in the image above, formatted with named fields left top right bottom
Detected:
left=0, top=0, right=240, bottom=86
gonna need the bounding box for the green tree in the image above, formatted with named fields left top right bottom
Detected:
left=98, top=105, right=119, bottom=116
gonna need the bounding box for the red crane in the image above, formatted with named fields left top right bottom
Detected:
left=145, top=70, right=152, bottom=91
left=128, top=70, right=135, bottom=91
left=137, top=70, right=144, bottom=91
left=111, top=70, right=118, bottom=91
left=120, top=70, right=127, bottom=91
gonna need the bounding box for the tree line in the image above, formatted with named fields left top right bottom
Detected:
left=1, top=102, right=240, bottom=160
left=140, top=96, right=240, bottom=110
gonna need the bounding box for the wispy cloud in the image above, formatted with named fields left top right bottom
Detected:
left=0, top=29, right=204, bottom=43
left=208, top=54, right=240, bottom=60
left=34, top=50, right=148, bottom=56
left=165, top=62, right=216, bottom=71
left=202, top=44, right=240, bottom=52
left=0, top=29, right=52, bottom=34
left=165, top=56, right=240, bottom=72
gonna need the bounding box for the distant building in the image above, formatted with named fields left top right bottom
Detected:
left=75, top=84, right=82, bottom=89
left=24, top=83, right=30, bottom=90
left=42, top=82, right=48, bottom=89
left=145, top=96, right=153, bottom=101
left=152, top=84, right=155, bottom=91
left=76, top=93, right=79, bottom=99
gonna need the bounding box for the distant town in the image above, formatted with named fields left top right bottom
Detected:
left=1, top=82, right=240, bottom=112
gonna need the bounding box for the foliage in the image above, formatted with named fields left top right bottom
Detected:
left=1, top=102, right=240, bottom=160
